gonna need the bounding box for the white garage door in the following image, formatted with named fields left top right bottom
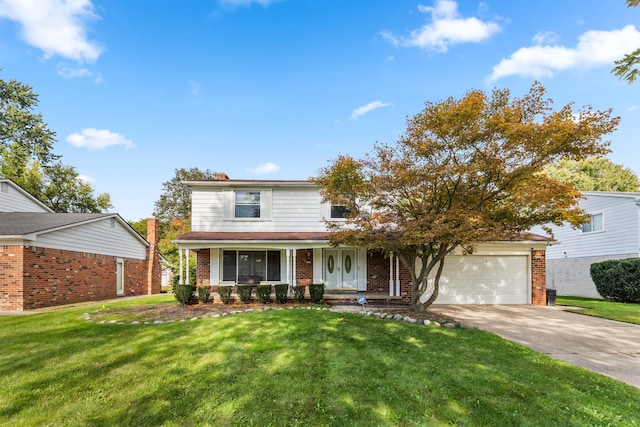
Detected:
left=426, top=255, right=529, bottom=304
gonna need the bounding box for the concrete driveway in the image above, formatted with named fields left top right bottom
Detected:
left=433, top=304, right=640, bottom=389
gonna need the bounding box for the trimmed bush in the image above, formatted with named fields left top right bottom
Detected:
left=174, top=284, right=196, bottom=305
left=256, top=284, right=272, bottom=303
left=237, top=285, right=253, bottom=303
left=218, top=286, right=233, bottom=304
left=293, top=285, right=306, bottom=301
left=591, top=258, right=640, bottom=303
left=274, top=283, right=289, bottom=304
left=197, top=286, right=211, bottom=304
left=309, top=283, right=325, bottom=304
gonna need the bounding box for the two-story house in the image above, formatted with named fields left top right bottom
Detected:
left=531, top=191, right=640, bottom=298
left=0, top=178, right=161, bottom=311
left=174, top=173, right=548, bottom=305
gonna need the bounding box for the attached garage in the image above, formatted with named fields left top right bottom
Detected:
left=413, top=242, right=546, bottom=305
left=429, top=255, right=529, bottom=304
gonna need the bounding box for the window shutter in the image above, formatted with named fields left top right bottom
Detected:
left=223, top=190, right=233, bottom=220
left=262, top=189, right=272, bottom=220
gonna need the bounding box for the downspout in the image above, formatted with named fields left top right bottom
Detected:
left=636, top=198, right=640, bottom=257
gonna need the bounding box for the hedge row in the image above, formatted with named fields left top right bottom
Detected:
left=176, top=284, right=326, bottom=305
left=590, top=258, right=640, bottom=303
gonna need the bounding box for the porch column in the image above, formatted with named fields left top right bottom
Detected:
left=395, top=256, right=400, bottom=296
left=286, top=249, right=291, bottom=285
left=292, top=249, right=297, bottom=287
left=389, top=254, right=394, bottom=296
left=185, top=249, right=190, bottom=285
left=178, top=248, right=184, bottom=285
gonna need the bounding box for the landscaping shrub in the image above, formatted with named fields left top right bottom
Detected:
left=591, top=258, right=640, bottom=303
left=293, top=285, right=306, bottom=301
left=309, top=283, right=325, bottom=303
left=274, top=283, right=289, bottom=304
left=256, top=284, right=272, bottom=303
left=218, top=286, right=233, bottom=304
left=197, top=286, right=211, bottom=304
left=237, top=285, right=253, bottom=303
left=174, top=284, right=196, bottom=305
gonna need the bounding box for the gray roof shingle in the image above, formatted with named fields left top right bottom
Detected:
left=0, top=212, right=112, bottom=236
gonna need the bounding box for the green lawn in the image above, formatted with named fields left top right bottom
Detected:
left=557, top=296, right=640, bottom=325
left=1, top=296, right=639, bottom=426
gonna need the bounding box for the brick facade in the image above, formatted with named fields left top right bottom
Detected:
left=530, top=249, right=547, bottom=306
left=0, top=218, right=162, bottom=312
left=295, top=249, right=313, bottom=285
left=196, top=249, right=211, bottom=287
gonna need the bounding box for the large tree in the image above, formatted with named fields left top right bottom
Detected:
left=314, top=82, right=618, bottom=309
left=1, top=73, right=112, bottom=212
left=0, top=73, right=57, bottom=165
left=612, top=0, right=640, bottom=83
left=544, top=157, right=640, bottom=192
left=153, top=167, right=217, bottom=274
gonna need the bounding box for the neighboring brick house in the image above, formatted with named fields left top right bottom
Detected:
left=0, top=179, right=161, bottom=311
left=174, top=173, right=548, bottom=305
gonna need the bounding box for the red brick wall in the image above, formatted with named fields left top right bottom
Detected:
left=0, top=246, right=24, bottom=311
left=295, top=249, right=313, bottom=285
left=531, top=249, right=547, bottom=305
left=0, top=245, right=154, bottom=311
left=196, top=249, right=211, bottom=287
left=366, top=250, right=391, bottom=293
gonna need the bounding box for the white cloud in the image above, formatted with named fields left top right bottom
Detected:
left=0, top=0, right=102, bottom=63
left=351, top=101, right=390, bottom=120
left=218, top=0, right=282, bottom=7
left=77, top=174, right=95, bottom=184
left=381, top=0, right=501, bottom=52
left=489, top=25, right=640, bottom=81
left=66, top=128, right=134, bottom=150
left=628, top=105, right=640, bottom=112
left=251, top=162, right=279, bottom=175
left=57, top=63, right=102, bottom=82
left=532, top=31, right=559, bottom=45
left=188, top=80, right=202, bottom=96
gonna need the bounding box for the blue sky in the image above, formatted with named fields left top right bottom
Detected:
left=1, top=0, right=639, bottom=221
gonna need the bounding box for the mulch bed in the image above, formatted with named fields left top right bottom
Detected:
left=88, top=300, right=454, bottom=323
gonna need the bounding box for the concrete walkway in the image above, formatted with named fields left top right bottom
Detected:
left=433, top=304, right=640, bottom=389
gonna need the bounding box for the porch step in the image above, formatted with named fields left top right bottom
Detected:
left=323, top=292, right=405, bottom=306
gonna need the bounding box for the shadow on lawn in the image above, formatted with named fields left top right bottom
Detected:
left=1, top=308, right=638, bottom=426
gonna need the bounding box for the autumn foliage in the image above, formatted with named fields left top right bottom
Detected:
left=314, top=82, right=619, bottom=308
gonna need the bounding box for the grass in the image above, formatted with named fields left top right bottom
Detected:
left=1, top=295, right=639, bottom=426
left=556, top=296, right=640, bottom=325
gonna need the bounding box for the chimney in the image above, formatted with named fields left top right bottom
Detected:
left=215, top=172, right=230, bottom=180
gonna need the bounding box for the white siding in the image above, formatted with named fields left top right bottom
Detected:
left=192, top=186, right=330, bottom=232
left=532, top=194, right=640, bottom=260
left=32, top=218, right=147, bottom=259
left=0, top=182, right=51, bottom=213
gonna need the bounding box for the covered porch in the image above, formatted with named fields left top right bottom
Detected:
left=173, top=232, right=409, bottom=299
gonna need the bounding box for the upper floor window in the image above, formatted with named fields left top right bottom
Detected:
left=235, top=191, right=261, bottom=218
left=331, top=205, right=350, bottom=219
left=582, top=212, right=604, bottom=233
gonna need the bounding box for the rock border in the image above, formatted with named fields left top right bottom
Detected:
left=83, top=305, right=461, bottom=329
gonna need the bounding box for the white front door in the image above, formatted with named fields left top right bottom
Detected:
left=116, top=259, right=124, bottom=295
left=324, top=249, right=357, bottom=290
